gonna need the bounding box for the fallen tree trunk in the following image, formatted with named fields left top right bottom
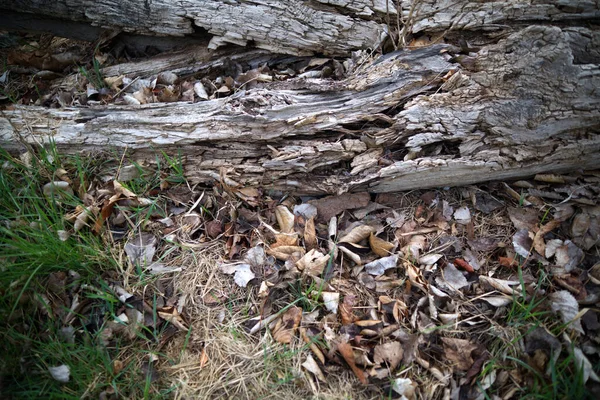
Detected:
left=1, top=2, right=599, bottom=195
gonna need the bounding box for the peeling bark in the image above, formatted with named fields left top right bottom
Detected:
left=2, top=25, right=598, bottom=195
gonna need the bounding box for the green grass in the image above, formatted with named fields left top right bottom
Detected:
left=475, top=266, right=597, bottom=399
left=0, top=147, right=183, bottom=398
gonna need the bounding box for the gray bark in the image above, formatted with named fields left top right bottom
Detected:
left=2, top=23, right=598, bottom=195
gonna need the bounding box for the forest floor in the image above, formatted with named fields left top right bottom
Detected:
left=0, top=146, right=599, bottom=400
left=1, top=31, right=600, bottom=400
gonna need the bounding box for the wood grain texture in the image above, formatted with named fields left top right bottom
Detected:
left=2, top=26, right=598, bottom=195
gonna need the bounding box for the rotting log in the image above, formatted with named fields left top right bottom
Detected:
left=2, top=25, right=598, bottom=195
left=0, top=1, right=599, bottom=195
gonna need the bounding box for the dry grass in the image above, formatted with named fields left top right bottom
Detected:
left=164, top=249, right=381, bottom=399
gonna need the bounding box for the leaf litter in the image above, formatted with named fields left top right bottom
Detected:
left=1, top=43, right=600, bottom=399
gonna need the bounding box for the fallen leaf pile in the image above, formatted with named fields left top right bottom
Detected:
left=216, top=173, right=600, bottom=398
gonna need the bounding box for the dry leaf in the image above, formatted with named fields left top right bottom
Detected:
left=296, top=249, right=330, bottom=277
left=369, top=233, right=395, bottom=257
left=220, top=263, right=255, bottom=287
left=337, top=342, right=367, bottom=384
left=272, top=306, right=302, bottom=344
left=533, top=220, right=561, bottom=255
left=340, top=295, right=357, bottom=325
left=480, top=295, right=513, bottom=307
left=294, top=203, right=318, bottom=219
left=513, top=229, right=533, bottom=258
left=373, top=341, right=403, bottom=371
left=479, top=276, right=520, bottom=295
left=437, top=263, right=468, bottom=291
left=507, top=207, right=539, bottom=231
left=267, top=245, right=305, bottom=261
left=419, top=253, right=443, bottom=265
left=454, top=206, right=471, bottom=224
left=302, top=354, right=326, bottom=381
left=275, top=205, right=295, bottom=233
left=442, top=337, right=479, bottom=371
left=339, top=225, right=376, bottom=244
left=271, top=233, right=299, bottom=248
left=304, top=217, right=318, bottom=250
left=549, top=290, right=584, bottom=334
left=365, top=255, right=398, bottom=276
left=124, top=233, right=157, bottom=266
left=322, top=292, right=340, bottom=314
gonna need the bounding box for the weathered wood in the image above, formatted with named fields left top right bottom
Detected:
left=2, top=1, right=599, bottom=57
left=2, top=26, right=598, bottom=195
left=0, top=1, right=391, bottom=56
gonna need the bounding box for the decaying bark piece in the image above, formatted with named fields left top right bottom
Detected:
left=2, top=26, right=598, bottom=195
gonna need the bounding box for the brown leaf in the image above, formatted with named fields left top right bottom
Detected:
left=507, top=207, right=539, bottom=232
left=340, top=295, right=357, bottom=325
left=275, top=205, right=295, bottom=233
left=453, top=258, right=474, bottom=273
left=369, top=233, right=395, bottom=257
left=339, top=225, right=376, bottom=244
left=296, top=249, right=330, bottom=277
left=337, top=342, right=367, bottom=384
left=498, top=256, right=519, bottom=268
left=442, top=337, right=479, bottom=371
left=533, top=220, right=561, bottom=255
left=266, top=245, right=305, bottom=261
left=304, top=217, right=318, bottom=250
left=205, top=220, right=223, bottom=238
left=309, top=192, right=370, bottom=222
left=272, top=306, right=302, bottom=344
left=373, top=341, right=403, bottom=371
left=271, top=233, right=299, bottom=248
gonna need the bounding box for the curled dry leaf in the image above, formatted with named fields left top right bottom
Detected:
left=337, top=342, right=367, bottom=385
left=302, top=354, right=326, bottom=381
left=266, top=245, right=305, bottom=261
left=275, top=205, right=295, bottom=233
left=339, top=246, right=361, bottom=265
left=296, top=249, right=330, bottom=277
left=272, top=306, right=302, bottom=344
left=304, top=217, right=318, bottom=250
left=513, top=229, right=533, bottom=258
left=480, top=295, right=513, bottom=307
left=479, top=276, right=520, bottom=295
left=339, top=295, right=357, bottom=325
left=271, top=233, right=299, bottom=248
left=339, top=225, right=376, bottom=244
left=533, top=220, right=561, bottom=255
left=369, top=233, right=395, bottom=257
left=550, top=290, right=584, bottom=334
